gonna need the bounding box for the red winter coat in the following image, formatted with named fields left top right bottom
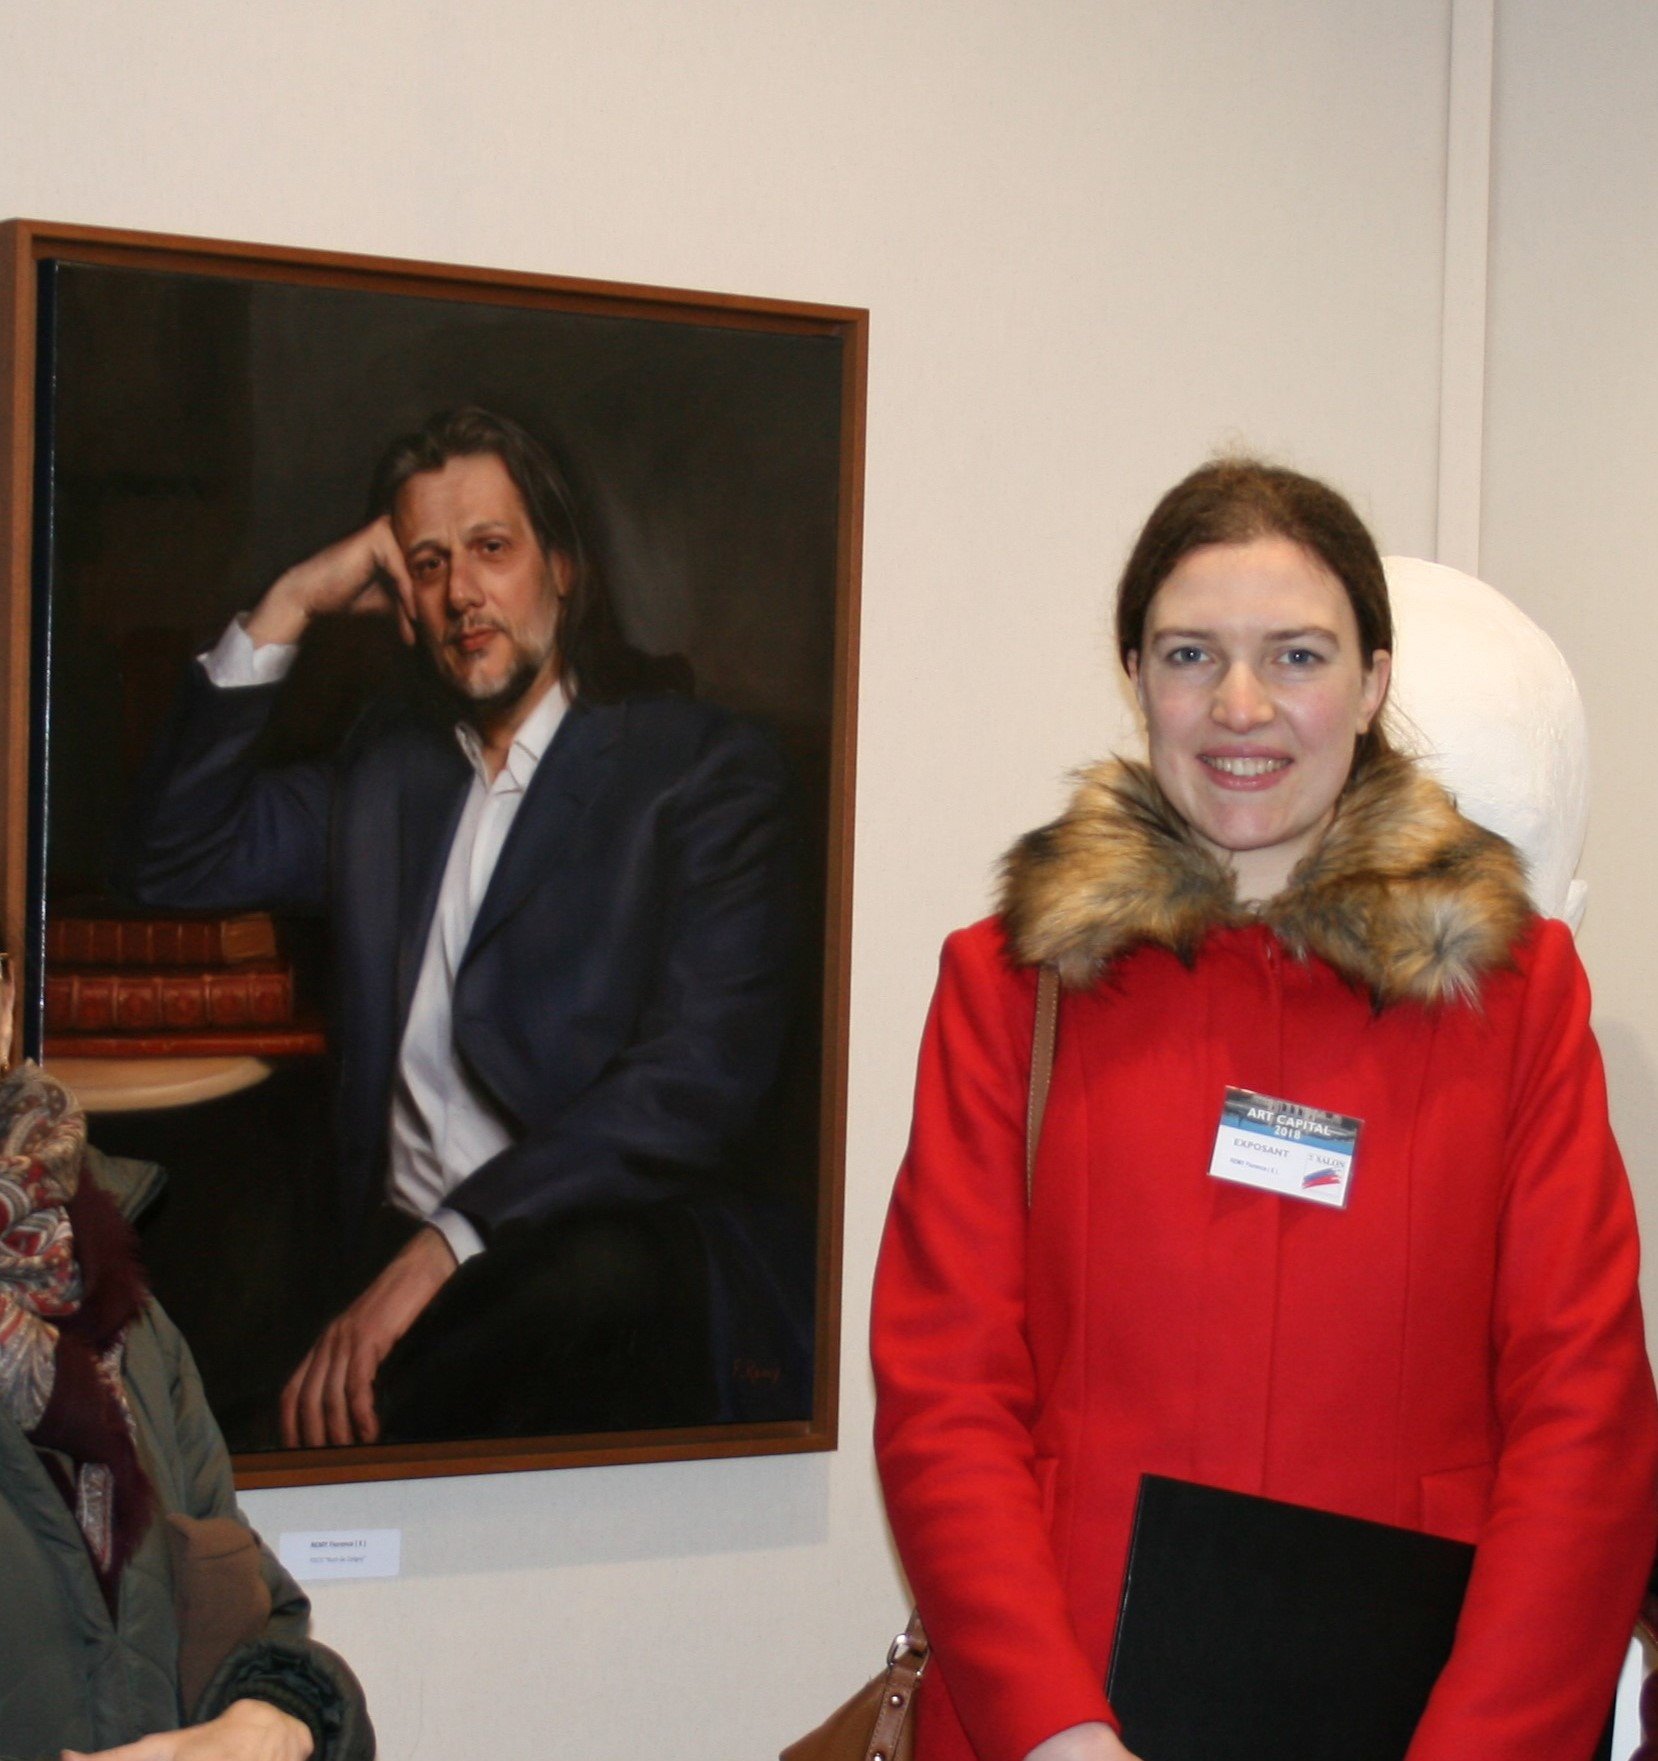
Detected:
left=873, top=756, right=1658, bottom=1761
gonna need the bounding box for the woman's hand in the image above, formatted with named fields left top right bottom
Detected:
left=62, top=1696, right=314, bottom=1761
left=1023, top=1721, right=1141, bottom=1761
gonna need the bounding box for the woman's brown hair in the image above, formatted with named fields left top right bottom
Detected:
left=1115, top=458, right=1395, bottom=775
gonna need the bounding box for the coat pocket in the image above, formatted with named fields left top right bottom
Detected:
left=1418, top=1461, right=1495, bottom=1543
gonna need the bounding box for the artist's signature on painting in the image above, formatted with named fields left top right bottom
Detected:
left=732, top=1357, right=782, bottom=1388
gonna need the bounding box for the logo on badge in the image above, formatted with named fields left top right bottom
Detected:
left=1301, top=1170, right=1343, bottom=1191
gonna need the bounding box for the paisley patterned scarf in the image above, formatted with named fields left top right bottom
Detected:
left=0, top=1060, right=151, bottom=1595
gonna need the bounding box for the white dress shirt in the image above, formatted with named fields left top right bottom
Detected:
left=203, top=617, right=568, bottom=1264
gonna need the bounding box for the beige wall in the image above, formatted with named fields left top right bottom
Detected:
left=1483, top=1, right=1658, bottom=1357
left=0, top=2, right=1499, bottom=1755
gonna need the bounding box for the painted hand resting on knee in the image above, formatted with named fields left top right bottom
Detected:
left=279, top=1224, right=457, bottom=1447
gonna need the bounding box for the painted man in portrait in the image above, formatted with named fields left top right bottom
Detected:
left=119, top=407, right=805, bottom=1448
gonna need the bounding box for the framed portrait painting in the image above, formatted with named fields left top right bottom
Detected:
left=0, top=220, right=863, bottom=1486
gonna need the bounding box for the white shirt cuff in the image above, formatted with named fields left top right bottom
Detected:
left=428, top=1206, right=485, bottom=1266
left=199, top=615, right=298, bottom=687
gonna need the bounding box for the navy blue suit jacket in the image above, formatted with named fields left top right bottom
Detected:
left=120, top=664, right=801, bottom=1252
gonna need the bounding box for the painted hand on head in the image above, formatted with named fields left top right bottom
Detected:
left=245, top=515, right=415, bottom=649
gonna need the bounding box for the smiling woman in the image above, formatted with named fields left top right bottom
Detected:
left=1117, top=464, right=1395, bottom=903
left=1125, top=533, right=1390, bottom=901
left=871, top=458, right=1658, bottom=1761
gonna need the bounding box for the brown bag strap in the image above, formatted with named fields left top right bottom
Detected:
left=1025, top=963, right=1059, bottom=1203
left=861, top=1613, right=930, bottom=1761
left=887, top=968, right=1059, bottom=1703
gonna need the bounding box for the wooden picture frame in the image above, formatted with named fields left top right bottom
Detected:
left=0, top=219, right=863, bottom=1486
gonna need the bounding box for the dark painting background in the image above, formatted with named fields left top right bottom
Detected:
left=32, top=260, right=845, bottom=1451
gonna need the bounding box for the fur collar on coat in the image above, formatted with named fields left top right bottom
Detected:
left=998, top=750, right=1532, bottom=1007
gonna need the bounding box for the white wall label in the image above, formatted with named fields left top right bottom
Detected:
left=278, top=1528, right=402, bottom=1581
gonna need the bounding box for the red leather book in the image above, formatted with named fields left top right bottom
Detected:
left=44, top=964, right=295, bottom=1033
left=42, top=1024, right=327, bottom=1059
left=46, top=912, right=278, bottom=969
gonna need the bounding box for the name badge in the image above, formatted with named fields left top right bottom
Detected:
left=1208, top=1086, right=1362, bottom=1209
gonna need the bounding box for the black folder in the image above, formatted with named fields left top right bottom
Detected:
left=1105, top=1475, right=1614, bottom=1761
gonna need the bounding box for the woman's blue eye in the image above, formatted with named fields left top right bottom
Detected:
left=1282, top=647, right=1322, bottom=666
left=1166, top=645, right=1206, bottom=665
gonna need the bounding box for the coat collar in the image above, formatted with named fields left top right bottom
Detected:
left=998, top=750, right=1532, bottom=1007
left=453, top=675, right=571, bottom=792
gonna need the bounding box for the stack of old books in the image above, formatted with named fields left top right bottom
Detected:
left=43, top=909, right=322, bottom=1058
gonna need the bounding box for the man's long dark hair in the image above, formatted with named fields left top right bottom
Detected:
left=368, top=406, right=690, bottom=704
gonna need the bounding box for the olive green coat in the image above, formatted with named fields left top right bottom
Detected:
left=0, top=1150, right=370, bottom=1761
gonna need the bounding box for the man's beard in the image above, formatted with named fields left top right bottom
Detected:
left=428, top=619, right=557, bottom=720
